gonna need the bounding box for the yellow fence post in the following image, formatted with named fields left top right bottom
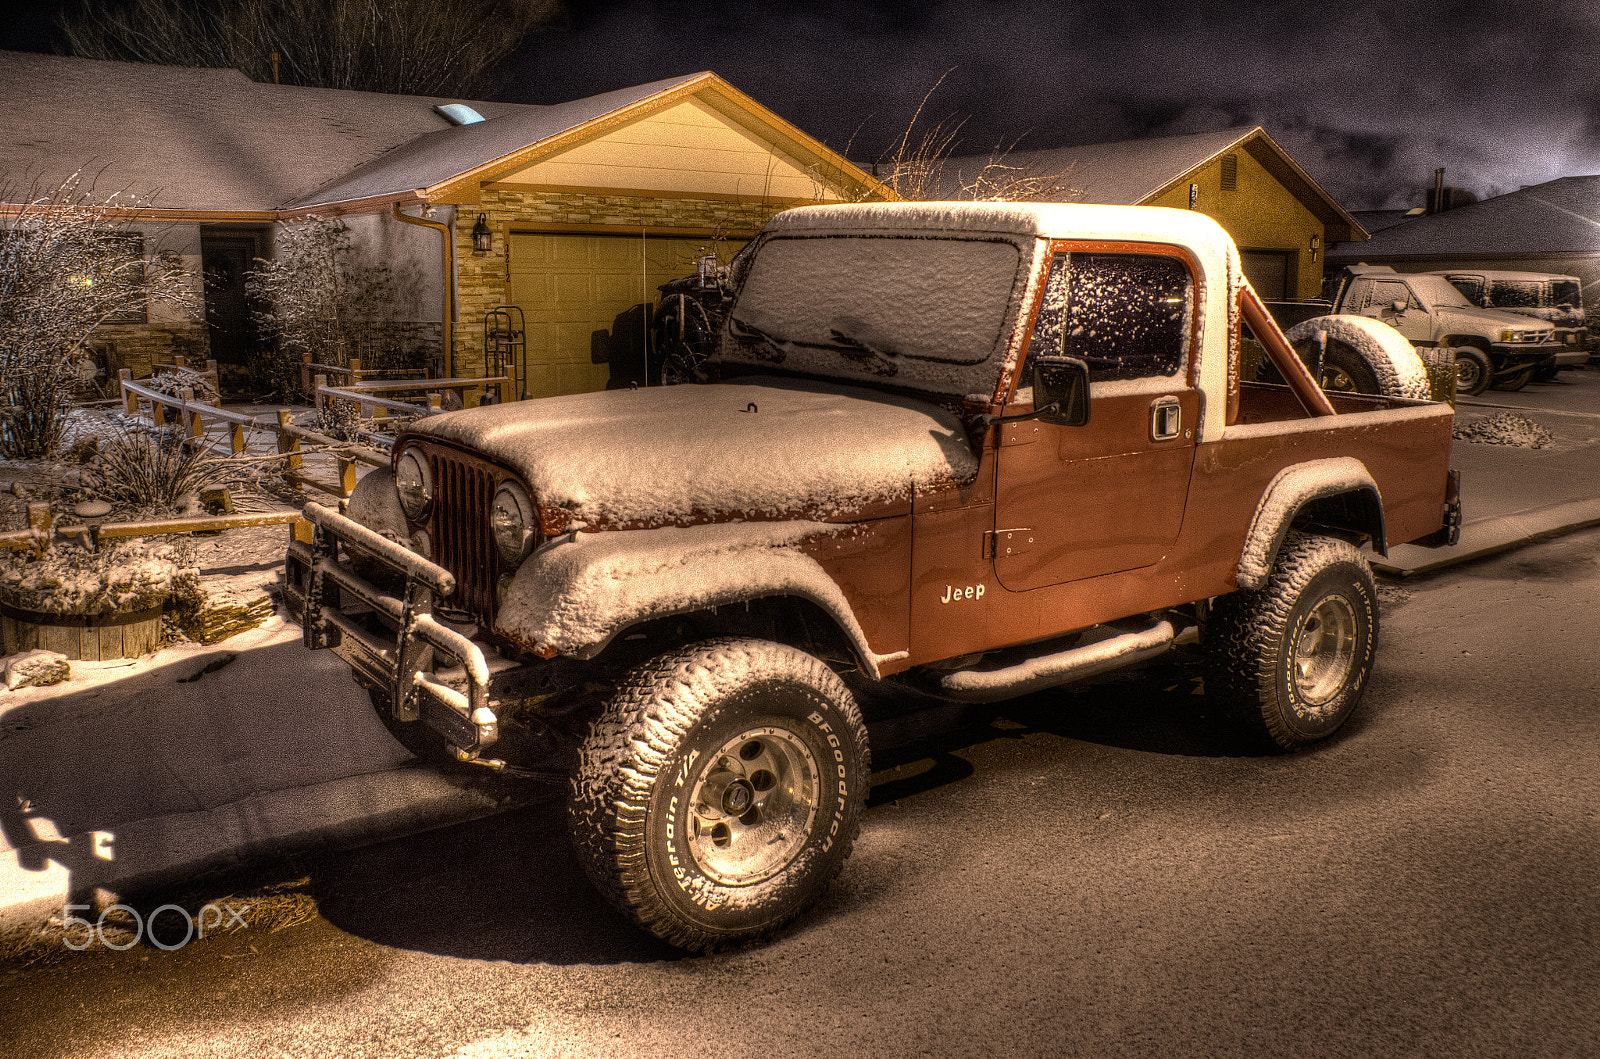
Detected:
left=119, top=369, right=136, bottom=415
left=277, top=408, right=301, bottom=471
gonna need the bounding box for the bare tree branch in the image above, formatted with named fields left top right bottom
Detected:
left=59, top=0, right=563, bottom=96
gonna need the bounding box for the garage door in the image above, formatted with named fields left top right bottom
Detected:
left=1239, top=249, right=1293, bottom=302
left=507, top=232, right=743, bottom=400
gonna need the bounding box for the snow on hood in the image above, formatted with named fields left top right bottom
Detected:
left=1435, top=305, right=1550, bottom=334
left=410, top=378, right=979, bottom=526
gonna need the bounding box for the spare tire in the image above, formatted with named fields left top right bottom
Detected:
left=1283, top=316, right=1431, bottom=400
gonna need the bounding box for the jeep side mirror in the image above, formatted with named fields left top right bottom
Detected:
left=1033, top=355, right=1090, bottom=426
left=1391, top=300, right=1407, bottom=312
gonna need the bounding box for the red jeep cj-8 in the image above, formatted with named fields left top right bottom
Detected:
left=286, top=202, right=1460, bottom=951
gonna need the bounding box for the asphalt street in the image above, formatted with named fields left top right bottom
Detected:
left=4, top=519, right=1598, bottom=1059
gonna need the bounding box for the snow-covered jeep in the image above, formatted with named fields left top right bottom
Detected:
left=285, top=202, right=1460, bottom=952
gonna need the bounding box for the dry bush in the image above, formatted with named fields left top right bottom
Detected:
left=246, top=216, right=397, bottom=400
left=0, top=174, right=196, bottom=458
left=876, top=75, right=1080, bottom=204
left=82, top=427, right=226, bottom=515
left=60, top=0, right=561, bottom=96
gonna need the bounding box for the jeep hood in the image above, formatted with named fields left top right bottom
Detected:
left=410, top=378, right=979, bottom=527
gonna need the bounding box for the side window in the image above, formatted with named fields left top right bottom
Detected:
left=1448, top=276, right=1486, bottom=306
left=1346, top=279, right=1375, bottom=311
left=1021, top=251, right=1191, bottom=389
left=1368, top=280, right=1410, bottom=312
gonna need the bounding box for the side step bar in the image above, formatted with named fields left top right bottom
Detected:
left=938, top=621, right=1177, bottom=703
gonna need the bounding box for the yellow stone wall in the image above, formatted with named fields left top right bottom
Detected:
left=1146, top=147, right=1327, bottom=300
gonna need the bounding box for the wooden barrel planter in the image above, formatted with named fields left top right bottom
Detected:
left=0, top=600, right=164, bottom=661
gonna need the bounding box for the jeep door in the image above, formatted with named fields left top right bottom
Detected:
left=992, top=245, right=1200, bottom=592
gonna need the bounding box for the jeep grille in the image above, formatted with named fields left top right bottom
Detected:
left=428, top=452, right=499, bottom=621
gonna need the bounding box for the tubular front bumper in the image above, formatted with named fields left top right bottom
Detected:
left=285, top=501, right=498, bottom=758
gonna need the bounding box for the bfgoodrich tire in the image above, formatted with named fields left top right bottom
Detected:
left=1207, top=534, right=1377, bottom=751
left=569, top=638, right=869, bottom=951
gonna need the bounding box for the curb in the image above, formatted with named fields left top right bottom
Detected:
left=1, top=763, right=529, bottom=932
left=1371, top=497, right=1600, bottom=577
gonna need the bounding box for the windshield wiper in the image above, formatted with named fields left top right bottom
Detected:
left=727, top=313, right=790, bottom=362
left=825, top=318, right=901, bottom=376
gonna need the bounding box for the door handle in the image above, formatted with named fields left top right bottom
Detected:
left=1151, top=396, right=1182, bottom=441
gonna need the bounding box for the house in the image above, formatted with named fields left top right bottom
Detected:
left=1326, top=176, right=1600, bottom=300
left=941, top=127, right=1367, bottom=300
left=0, top=51, right=887, bottom=398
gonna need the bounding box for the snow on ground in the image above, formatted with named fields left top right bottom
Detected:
left=1454, top=411, right=1554, bottom=448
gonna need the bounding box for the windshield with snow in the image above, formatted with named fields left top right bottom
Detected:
left=1407, top=274, right=1475, bottom=309
left=721, top=234, right=1029, bottom=396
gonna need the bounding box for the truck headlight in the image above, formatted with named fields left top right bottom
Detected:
left=395, top=449, right=432, bottom=522
left=490, top=482, right=536, bottom=566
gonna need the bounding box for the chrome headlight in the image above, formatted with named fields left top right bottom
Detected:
left=490, top=481, right=536, bottom=566
left=395, top=449, right=432, bottom=522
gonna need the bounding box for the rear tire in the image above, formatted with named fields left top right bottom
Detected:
left=1453, top=347, right=1492, bottom=396
left=1492, top=364, right=1535, bottom=392
left=569, top=638, right=869, bottom=951
left=1207, top=534, right=1377, bottom=751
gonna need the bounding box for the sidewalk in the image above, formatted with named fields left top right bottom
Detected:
left=1370, top=395, right=1600, bottom=576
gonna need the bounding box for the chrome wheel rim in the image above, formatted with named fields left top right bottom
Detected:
left=685, top=726, right=820, bottom=886
left=1321, top=365, right=1357, bottom=392
left=1455, top=358, right=1482, bottom=391
left=1293, top=595, right=1358, bottom=711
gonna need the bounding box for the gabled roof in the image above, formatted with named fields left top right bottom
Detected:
left=1328, top=176, right=1600, bottom=260
left=0, top=51, right=885, bottom=217
left=940, top=126, right=1365, bottom=241
left=298, top=71, right=884, bottom=210
left=0, top=50, right=534, bottom=214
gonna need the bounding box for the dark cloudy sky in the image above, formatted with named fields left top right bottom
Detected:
left=7, top=0, right=1599, bottom=210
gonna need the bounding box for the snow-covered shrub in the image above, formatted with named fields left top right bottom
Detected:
left=82, top=427, right=224, bottom=516
left=245, top=217, right=396, bottom=400
left=0, top=539, right=199, bottom=617
left=0, top=174, right=196, bottom=458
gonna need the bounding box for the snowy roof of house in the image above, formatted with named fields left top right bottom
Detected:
left=0, top=51, right=881, bottom=216
left=1349, top=209, right=1419, bottom=236
left=1327, top=176, right=1600, bottom=260
left=0, top=50, right=536, bottom=213
left=938, top=126, right=1364, bottom=241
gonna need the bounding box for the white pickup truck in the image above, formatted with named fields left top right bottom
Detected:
left=1320, top=264, right=1563, bottom=395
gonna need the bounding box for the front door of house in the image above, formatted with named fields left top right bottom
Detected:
left=200, top=230, right=264, bottom=375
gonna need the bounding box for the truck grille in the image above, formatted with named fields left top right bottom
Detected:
left=428, top=453, right=498, bottom=621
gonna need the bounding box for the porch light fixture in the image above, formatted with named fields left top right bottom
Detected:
left=472, top=213, right=492, bottom=254
left=1310, top=233, right=1321, bottom=262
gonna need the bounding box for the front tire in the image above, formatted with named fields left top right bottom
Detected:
left=569, top=638, right=869, bottom=951
left=1207, top=534, right=1377, bottom=751
left=1453, top=347, right=1492, bottom=395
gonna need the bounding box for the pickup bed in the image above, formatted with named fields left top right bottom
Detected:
left=286, top=202, right=1459, bottom=951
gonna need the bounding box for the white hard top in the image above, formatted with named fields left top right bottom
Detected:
left=767, top=201, right=1237, bottom=255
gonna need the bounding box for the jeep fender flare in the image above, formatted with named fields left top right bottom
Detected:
left=1236, top=457, right=1385, bottom=591
left=493, top=521, right=900, bottom=679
